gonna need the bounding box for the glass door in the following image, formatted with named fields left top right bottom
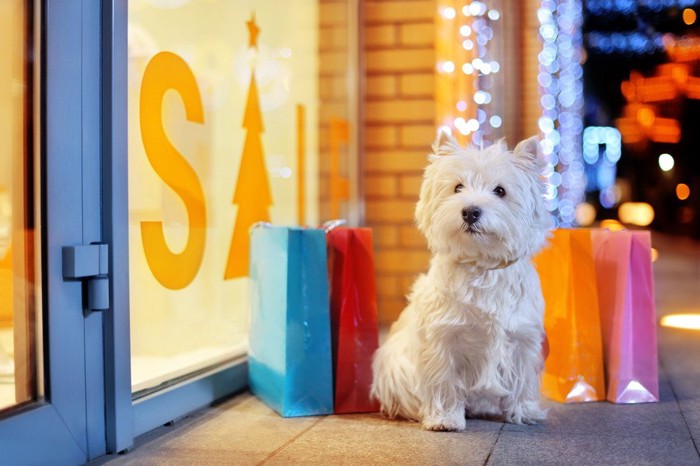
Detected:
left=0, top=2, right=108, bottom=463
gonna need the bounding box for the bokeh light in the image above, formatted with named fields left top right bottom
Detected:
left=618, top=202, right=655, bottom=226
left=441, top=6, right=456, bottom=19
left=676, top=183, right=690, bottom=201
left=600, top=219, right=625, bottom=231
left=637, top=107, right=655, bottom=127
left=658, top=153, right=675, bottom=172
left=661, top=314, right=700, bottom=330
left=575, top=202, right=597, bottom=226
left=683, top=8, right=697, bottom=26
left=440, top=60, right=455, bottom=73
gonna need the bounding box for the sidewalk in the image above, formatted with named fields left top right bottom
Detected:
left=90, top=233, right=700, bottom=465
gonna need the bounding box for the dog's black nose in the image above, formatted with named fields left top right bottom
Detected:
left=462, top=206, right=482, bottom=225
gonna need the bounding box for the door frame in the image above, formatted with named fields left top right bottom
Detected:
left=0, top=1, right=106, bottom=463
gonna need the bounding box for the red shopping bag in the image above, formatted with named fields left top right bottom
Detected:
left=592, top=229, right=659, bottom=403
left=327, top=227, right=380, bottom=413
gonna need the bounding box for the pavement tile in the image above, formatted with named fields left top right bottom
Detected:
left=487, top=430, right=700, bottom=466
left=652, top=234, right=700, bottom=316
left=94, top=450, right=255, bottom=466
left=264, top=413, right=501, bottom=466
left=91, top=393, right=321, bottom=466
left=503, top=378, right=689, bottom=439
left=659, top=327, right=700, bottom=446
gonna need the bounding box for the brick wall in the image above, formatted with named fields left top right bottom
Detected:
left=363, top=0, right=436, bottom=324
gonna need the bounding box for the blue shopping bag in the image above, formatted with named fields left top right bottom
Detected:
left=248, top=225, right=334, bottom=417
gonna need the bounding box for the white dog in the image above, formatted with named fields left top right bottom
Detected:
left=371, top=133, right=551, bottom=431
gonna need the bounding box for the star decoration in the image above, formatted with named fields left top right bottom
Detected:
left=247, top=13, right=260, bottom=49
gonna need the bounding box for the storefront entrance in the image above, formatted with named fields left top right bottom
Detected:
left=0, top=1, right=359, bottom=463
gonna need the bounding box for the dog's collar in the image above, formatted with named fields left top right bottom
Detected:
left=489, top=258, right=519, bottom=270
left=462, top=258, right=519, bottom=270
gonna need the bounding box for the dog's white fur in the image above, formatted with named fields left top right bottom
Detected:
left=371, top=133, right=551, bottom=431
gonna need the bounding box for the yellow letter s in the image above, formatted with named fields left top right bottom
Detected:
left=139, top=52, right=206, bottom=289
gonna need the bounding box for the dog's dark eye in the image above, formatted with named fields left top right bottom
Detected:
left=455, top=183, right=465, bottom=193
left=493, top=186, right=506, bottom=198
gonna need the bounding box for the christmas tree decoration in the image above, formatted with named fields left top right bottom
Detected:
left=224, top=13, right=273, bottom=279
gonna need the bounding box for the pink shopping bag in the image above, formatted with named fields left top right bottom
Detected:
left=592, top=229, right=659, bottom=404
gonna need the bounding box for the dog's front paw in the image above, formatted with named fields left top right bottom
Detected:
left=503, top=401, right=547, bottom=425
left=422, top=412, right=466, bottom=432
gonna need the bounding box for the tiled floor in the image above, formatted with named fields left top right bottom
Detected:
left=90, top=233, right=700, bottom=465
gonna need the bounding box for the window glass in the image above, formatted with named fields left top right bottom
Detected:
left=0, top=0, right=38, bottom=412
left=128, top=0, right=356, bottom=394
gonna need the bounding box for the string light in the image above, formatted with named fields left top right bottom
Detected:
left=587, top=0, right=698, bottom=15
left=538, top=0, right=585, bottom=226
left=441, top=6, right=457, bottom=19
left=585, top=0, right=636, bottom=15
left=640, top=0, right=697, bottom=12
left=586, top=32, right=665, bottom=55
left=436, top=1, right=504, bottom=147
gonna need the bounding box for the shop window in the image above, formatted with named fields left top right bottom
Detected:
left=128, top=0, right=358, bottom=395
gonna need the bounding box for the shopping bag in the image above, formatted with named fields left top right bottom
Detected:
left=534, top=228, right=606, bottom=402
left=592, top=229, right=659, bottom=403
left=248, top=225, right=334, bottom=417
left=327, top=227, right=380, bottom=413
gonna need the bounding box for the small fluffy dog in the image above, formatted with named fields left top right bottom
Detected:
left=371, top=133, right=551, bottom=431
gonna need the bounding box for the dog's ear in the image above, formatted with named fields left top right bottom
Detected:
left=431, top=129, right=460, bottom=157
left=514, top=135, right=546, bottom=170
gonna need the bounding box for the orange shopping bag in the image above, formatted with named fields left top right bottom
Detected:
left=534, top=228, right=606, bottom=402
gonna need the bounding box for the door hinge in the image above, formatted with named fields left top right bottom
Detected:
left=62, top=243, right=110, bottom=311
